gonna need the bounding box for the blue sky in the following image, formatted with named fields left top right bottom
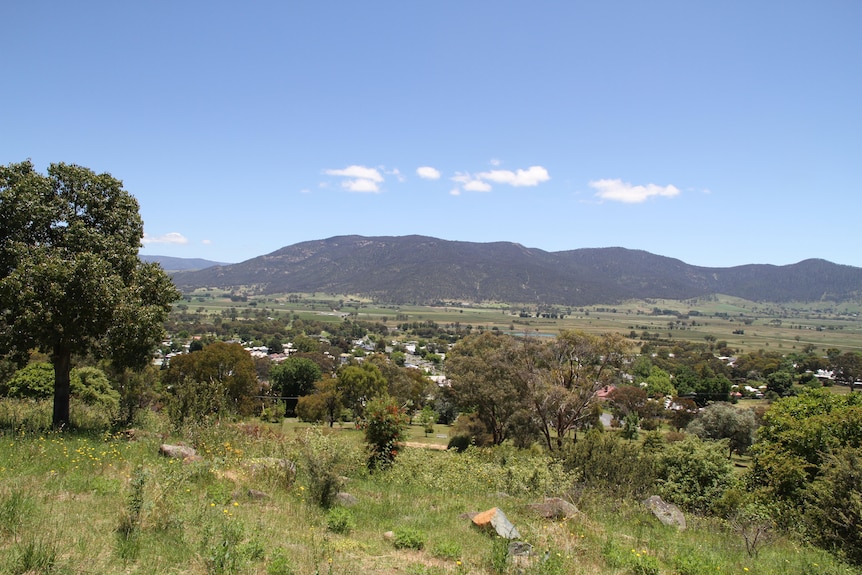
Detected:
left=3, top=1, right=860, bottom=268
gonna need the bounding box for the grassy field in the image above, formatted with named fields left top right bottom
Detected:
left=0, top=406, right=857, bottom=575
left=179, top=289, right=862, bottom=354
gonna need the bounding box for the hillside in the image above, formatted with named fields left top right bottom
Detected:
left=139, top=255, right=229, bottom=272
left=170, top=235, right=862, bottom=305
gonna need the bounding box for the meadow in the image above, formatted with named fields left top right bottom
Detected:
left=181, top=289, right=862, bottom=355
left=0, top=402, right=856, bottom=575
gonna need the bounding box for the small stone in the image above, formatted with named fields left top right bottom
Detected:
left=526, top=497, right=579, bottom=520
left=159, top=444, right=200, bottom=461
left=643, top=495, right=686, bottom=530
left=471, top=507, right=521, bottom=539
left=509, top=540, right=533, bottom=556
left=336, top=492, right=358, bottom=506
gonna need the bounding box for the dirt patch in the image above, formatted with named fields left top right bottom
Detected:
left=404, top=441, right=447, bottom=451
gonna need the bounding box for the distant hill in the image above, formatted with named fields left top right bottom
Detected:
left=170, top=235, right=862, bottom=305
left=139, top=255, right=229, bottom=272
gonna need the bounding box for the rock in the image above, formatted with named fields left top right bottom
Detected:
left=158, top=444, right=200, bottom=461
left=508, top=540, right=533, bottom=557
left=471, top=507, right=521, bottom=539
left=383, top=531, right=394, bottom=541
left=336, top=492, right=358, bottom=506
left=643, top=495, right=686, bottom=530
left=526, top=497, right=579, bottom=520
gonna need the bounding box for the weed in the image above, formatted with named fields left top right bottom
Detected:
left=487, top=536, right=509, bottom=574
left=117, top=465, right=147, bottom=537
left=393, top=526, right=426, bottom=550
left=0, top=489, right=35, bottom=540
left=326, top=507, right=355, bottom=534
left=267, top=547, right=296, bottom=575
left=297, top=427, right=353, bottom=508
left=7, top=537, right=66, bottom=575
left=202, top=515, right=247, bottom=575
left=430, top=540, right=462, bottom=561
left=534, top=549, right=567, bottom=575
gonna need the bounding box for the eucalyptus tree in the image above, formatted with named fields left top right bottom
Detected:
left=444, top=331, right=529, bottom=445
left=0, top=161, right=180, bottom=427
left=527, top=330, right=629, bottom=450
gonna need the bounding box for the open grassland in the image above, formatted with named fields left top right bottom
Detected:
left=179, top=289, right=862, bottom=354
left=0, top=407, right=856, bottom=575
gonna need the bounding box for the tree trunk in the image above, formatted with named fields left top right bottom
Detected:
left=52, top=346, right=72, bottom=429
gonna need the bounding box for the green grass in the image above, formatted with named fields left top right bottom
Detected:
left=0, top=407, right=858, bottom=574
left=174, top=291, right=862, bottom=355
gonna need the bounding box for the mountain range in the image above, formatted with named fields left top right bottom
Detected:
left=164, top=235, right=862, bottom=306
left=139, top=255, right=230, bottom=272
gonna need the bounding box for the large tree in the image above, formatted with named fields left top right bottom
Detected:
left=162, top=341, right=259, bottom=422
left=686, top=402, right=758, bottom=457
left=0, top=161, right=179, bottom=427
left=527, top=330, right=628, bottom=450
left=444, top=332, right=530, bottom=445
left=270, top=356, right=322, bottom=398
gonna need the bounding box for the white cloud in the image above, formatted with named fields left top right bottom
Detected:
left=449, top=188, right=461, bottom=196
left=464, top=179, right=492, bottom=192
left=142, top=232, right=188, bottom=245
left=324, top=165, right=384, bottom=182
left=476, top=166, right=550, bottom=187
left=416, top=166, right=441, bottom=180
left=451, top=172, right=492, bottom=193
left=201, top=239, right=212, bottom=245
left=384, top=167, right=405, bottom=182
left=342, top=178, right=380, bottom=193
left=589, top=179, right=681, bottom=203
left=489, top=158, right=501, bottom=166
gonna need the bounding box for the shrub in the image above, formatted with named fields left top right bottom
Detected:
left=450, top=412, right=492, bottom=447
left=657, top=435, right=735, bottom=514
left=560, top=429, right=657, bottom=499
left=296, top=427, right=352, bottom=508
left=325, top=507, right=355, bottom=535
left=392, top=526, right=425, bottom=550
left=361, top=395, right=407, bottom=470
left=447, top=434, right=471, bottom=452
left=805, top=446, right=862, bottom=565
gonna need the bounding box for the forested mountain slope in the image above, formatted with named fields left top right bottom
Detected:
left=170, top=235, right=862, bottom=305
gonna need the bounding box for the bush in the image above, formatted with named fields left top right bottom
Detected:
left=392, top=526, right=425, bottom=550
left=450, top=412, right=492, bottom=448
left=296, top=428, right=353, bottom=508
left=559, top=429, right=658, bottom=499
left=805, top=446, right=862, bottom=565
left=657, top=435, right=735, bottom=514
left=361, top=395, right=407, bottom=470
left=325, top=507, right=355, bottom=535
left=447, top=434, right=471, bottom=452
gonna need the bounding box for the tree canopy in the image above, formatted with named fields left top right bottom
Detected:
left=269, top=356, right=322, bottom=398
left=0, top=161, right=180, bottom=427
